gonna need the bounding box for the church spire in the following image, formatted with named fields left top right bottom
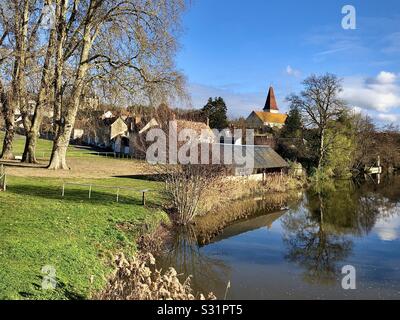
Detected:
left=263, top=86, right=279, bottom=113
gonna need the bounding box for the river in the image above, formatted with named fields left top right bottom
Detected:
left=158, top=175, right=400, bottom=299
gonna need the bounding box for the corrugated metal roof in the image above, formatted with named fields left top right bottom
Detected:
left=217, top=144, right=289, bottom=169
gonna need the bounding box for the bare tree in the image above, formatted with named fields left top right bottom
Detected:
left=47, top=0, right=186, bottom=169
left=287, top=74, right=347, bottom=170
left=0, top=0, right=31, bottom=159
left=22, top=0, right=58, bottom=163
left=163, top=164, right=224, bottom=225
left=1, top=0, right=186, bottom=166
left=0, top=0, right=46, bottom=160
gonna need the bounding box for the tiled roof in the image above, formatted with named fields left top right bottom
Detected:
left=139, top=119, right=212, bottom=134
left=264, top=86, right=279, bottom=111
left=254, top=111, right=287, bottom=124
left=176, top=120, right=211, bottom=133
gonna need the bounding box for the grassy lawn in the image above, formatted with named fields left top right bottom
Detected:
left=0, top=132, right=153, bottom=179
left=0, top=131, right=169, bottom=300
left=0, top=131, right=102, bottom=159
left=0, top=175, right=167, bottom=299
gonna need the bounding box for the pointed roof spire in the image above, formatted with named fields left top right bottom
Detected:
left=263, top=86, right=279, bottom=112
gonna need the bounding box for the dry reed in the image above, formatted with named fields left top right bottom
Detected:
left=96, top=252, right=216, bottom=300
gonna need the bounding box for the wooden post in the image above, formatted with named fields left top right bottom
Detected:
left=116, top=188, right=120, bottom=203
left=89, top=185, right=92, bottom=199
left=62, top=183, right=65, bottom=197
left=0, top=164, right=5, bottom=191
left=142, top=191, right=146, bottom=206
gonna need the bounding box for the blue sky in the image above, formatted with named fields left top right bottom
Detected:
left=176, top=0, right=400, bottom=124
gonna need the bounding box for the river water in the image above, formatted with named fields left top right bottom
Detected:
left=159, top=175, right=400, bottom=299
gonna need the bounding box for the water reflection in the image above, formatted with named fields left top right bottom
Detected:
left=282, top=176, right=400, bottom=288
left=161, top=175, right=400, bottom=299
left=158, top=225, right=231, bottom=297
left=282, top=202, right=353, bottom=285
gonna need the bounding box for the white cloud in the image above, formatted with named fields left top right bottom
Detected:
left=375, top=71, right=397, bottom=84
left=377, top=113, right=399, bottom=123
left=286, top=65, right=301, bottom=77
left=350, top=106, right=363, bottom=114
left=315, top=46, right=350, bottom=56
left=341, top=71, right=400, bottom=113
left=375, top=207, right=400, bottom=241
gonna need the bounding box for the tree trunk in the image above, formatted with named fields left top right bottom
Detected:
left=1, top=117, right=15, bottom=160
left=48, top=133, right=69, bottom=170
left=1, top=0, right=30, bottom=161
left=22, top=131, right=39, bottom=163
left=22, top=18, right=57, bottom=163
left=0, top=81, right=14, bottom=160
left=22, top=106, right=45, bottom=163
left=318, top=128, right=325, bottom=170
left=48, top=3, right=93, bottom=170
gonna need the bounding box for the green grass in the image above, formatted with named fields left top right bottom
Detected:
left=0, top=175, right=168, bottom=300
left=0, top=132, right=106, bottom=159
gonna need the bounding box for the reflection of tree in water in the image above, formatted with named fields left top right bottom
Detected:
left=282, top=176, right=400, bottom=285
left=158, top=225, right=231, bottom=297
left=358, top=175, right=400, bottom=222
left=282, top=205, right=352, bottom=285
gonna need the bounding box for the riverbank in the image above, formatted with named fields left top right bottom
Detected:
left=194, top=174, right=306, bottom=244
left=0, top=158, right=306, bottom=299
left=0, top=175, right=167, bottom=299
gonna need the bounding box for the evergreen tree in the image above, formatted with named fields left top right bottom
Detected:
left=282, top=105, right=303, bottom=138
left=201, top=97, right=228, bottom=129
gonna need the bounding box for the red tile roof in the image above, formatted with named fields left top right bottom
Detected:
left=264, top=86, right=279, bottom=111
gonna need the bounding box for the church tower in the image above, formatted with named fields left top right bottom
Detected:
left=263, top=86, right=279, bottom=114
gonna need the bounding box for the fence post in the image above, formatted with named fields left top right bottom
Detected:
left=140, top=189, right=149, bottom=206
left=116, top=188, right=120, bottom=203
left=142, top=191, right=146, bottom=206
left=62, top=183, right=65, bottom=197
left=89, top=185, right=92, bottom=199
left=0, top=164, right=5, bottom=192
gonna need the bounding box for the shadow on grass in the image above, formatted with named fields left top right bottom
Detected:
left=6, top=183, right=150, bottom=206
left=113, top=174, right=165, bottom=182
left=0, top=160, right=47, bottom=168
left=19, top=276, right=86, bottom=300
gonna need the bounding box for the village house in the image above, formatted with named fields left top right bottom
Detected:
left=136, top=117, right=215, bottom=143
left=246, top=86, right=288, bottom=130
left=72, top=111, right=141, bottom=155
